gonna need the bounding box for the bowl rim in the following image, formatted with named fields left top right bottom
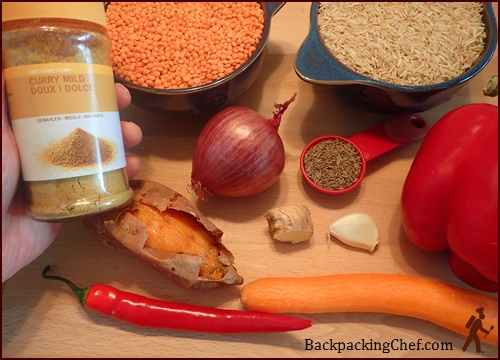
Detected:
left=300, top=135, right=367, bottom=195
left=295, top=2, right=498, bottom=91
left=106, top=2, right=278, bottom=95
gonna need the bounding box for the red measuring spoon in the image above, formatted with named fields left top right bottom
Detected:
left=300, top=114, right=429, bottom=194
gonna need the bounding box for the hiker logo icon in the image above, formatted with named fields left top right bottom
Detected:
left=462, top=307, right=495, bottom=353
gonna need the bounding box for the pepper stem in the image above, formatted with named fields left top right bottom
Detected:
left=42, top=265, right=89, bottom=305
left=268, top=93, right=297, bottom=130
left=483, top=75, right=498, bottom=97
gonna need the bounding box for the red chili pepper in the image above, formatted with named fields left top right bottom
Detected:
left=42, top=266, right=313, bottom=333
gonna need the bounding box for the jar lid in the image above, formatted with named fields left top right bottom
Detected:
left=2, top=2, right=108, bottom=29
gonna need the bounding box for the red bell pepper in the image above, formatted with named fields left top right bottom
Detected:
left=401, top=103, right=498, bottom=293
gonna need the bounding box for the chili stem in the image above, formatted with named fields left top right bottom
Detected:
left=42, top=265, right=89, bottom=305
left=483, top=75, right=498, bottom=97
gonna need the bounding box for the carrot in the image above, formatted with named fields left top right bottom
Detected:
left=106, top=2, right=265, bottom=90
left=240, top=273, right=498, bottom=345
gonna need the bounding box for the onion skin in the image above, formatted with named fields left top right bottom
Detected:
left=191, top=96, right=296, bottom=199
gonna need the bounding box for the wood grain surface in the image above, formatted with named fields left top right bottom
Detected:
left=2, top=2, right=498, bottom=358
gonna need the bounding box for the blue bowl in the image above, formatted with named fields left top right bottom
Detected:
left=295, top=2, right=498, bottom=114
left=108, top=2, right=285, bottom=116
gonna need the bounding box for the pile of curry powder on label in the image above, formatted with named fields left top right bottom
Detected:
left=42, top=128, right=116, bottom=167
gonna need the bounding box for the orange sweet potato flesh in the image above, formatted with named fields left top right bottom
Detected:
left=84, top=180, right=243, bottom=289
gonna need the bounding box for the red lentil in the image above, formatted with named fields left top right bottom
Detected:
left=106, top=2, right=265, bottom=90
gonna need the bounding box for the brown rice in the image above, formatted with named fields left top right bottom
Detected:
left=317, top=2, right=487, bottom=86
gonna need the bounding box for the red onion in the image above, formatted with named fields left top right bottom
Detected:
left=190, top=94, right=296, bottom=199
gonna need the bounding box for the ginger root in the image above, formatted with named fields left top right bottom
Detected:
left=265, top=205, right=313, bottom=243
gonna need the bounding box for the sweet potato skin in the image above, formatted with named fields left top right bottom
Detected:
left=84, top=180, right=243, bottom=289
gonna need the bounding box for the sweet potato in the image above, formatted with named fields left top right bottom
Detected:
left=84, top=180, right=243, bottom=289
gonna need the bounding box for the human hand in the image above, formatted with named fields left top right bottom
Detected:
left=2, top=73, right=143, bottom=283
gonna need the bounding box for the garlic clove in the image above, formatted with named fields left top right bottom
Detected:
left=328, top=212, right=379, bottom=252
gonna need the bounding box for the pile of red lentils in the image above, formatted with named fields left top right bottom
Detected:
left=106, top=2, right=265, bottom=89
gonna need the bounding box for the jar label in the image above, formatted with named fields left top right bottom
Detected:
left=4, top=63, right=127, bottom=181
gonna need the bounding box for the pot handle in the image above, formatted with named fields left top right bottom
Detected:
left=294, top=3, right=373, bottom=85
left=267, top=2, right=286, bottom=16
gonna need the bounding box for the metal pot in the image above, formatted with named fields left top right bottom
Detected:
left=108, top=2, right=285, bottom=116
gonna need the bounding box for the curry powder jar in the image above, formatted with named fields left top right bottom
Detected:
left=2, top=2, right=133, bottom=221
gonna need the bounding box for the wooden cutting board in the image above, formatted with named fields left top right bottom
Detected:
left=2, top=2, right=498, bottom=358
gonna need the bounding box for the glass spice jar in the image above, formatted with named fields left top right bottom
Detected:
left=2, top=2, right=133, bottom=221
